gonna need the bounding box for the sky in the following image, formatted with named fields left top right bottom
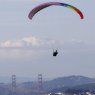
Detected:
left=0, top=0, right=95, bottom=80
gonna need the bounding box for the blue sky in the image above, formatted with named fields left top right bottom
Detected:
left=0, top=0, right=95, bottom=79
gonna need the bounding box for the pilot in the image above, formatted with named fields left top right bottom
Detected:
left=53, top=50, right=58, bottom=56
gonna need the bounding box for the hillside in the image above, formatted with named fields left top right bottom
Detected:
left=44, top=75, right=95, bottom=91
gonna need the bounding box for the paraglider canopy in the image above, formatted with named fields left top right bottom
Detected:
left=28, top=2, right=84, bottom=20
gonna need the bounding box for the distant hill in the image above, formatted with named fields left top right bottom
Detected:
left=44, top=75, right=95, bottom=91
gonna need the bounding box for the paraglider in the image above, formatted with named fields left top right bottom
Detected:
left=28, top=2, right=84, bottom=57
left=53, top=49, right=58, bottom=57
left=28, top=2, right=84, bottom=20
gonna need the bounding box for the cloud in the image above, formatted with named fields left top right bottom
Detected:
left=0, top=36, right=42, bottom=59
left=0, top=36, right=41, bottom=48
left=0, top=36, right=59, bottom=49
left=0, top=36, right=94, bottom=53
left=0, top=36, right=61, bottom=49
